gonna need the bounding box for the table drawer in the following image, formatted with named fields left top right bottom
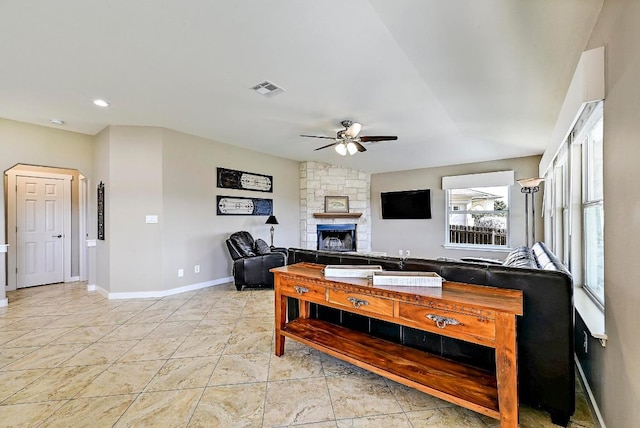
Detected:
left=327, top=289, right=393, bottom=317
left=280, top=279, right=326, bottom=304
left=397, top=303, right=495, bottom=342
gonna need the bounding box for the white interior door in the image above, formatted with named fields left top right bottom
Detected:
left=16, top=176, right=65, bottom=287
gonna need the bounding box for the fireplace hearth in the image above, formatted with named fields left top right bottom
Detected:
left=317, top=224, right=356, bottom=252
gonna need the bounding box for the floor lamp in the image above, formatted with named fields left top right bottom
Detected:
left=517, top=178, right=544, bottom=247
left=265, top=215, right=279, bottom=248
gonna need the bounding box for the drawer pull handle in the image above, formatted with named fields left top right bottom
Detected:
left=293, top=286, right=309, bottom=295
left=426, top=314, right=463, bottom=329
left=347, top=297, right=369, bottom=309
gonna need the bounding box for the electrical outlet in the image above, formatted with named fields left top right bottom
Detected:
left=405, top=250, right=411, bottom=257
left=194, top=265, right=200, bottom=273
left=178, top=269, right=184, bottom=277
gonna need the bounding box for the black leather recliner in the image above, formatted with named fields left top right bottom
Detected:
left=225, top=231, right=287, bottom=290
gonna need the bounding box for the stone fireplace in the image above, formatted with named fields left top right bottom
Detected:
left=299, top=161, right=371, bottom=252
left=317, top=224, right=357, bottom=252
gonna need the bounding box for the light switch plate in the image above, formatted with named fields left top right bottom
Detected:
left=146, top=215, right=158, bottom=224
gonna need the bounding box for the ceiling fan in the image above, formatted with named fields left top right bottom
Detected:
left=301, top=120, right=398, bottom=155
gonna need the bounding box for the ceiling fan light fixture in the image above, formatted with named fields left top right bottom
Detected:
left=346, top=141, right=358, bottom=155
left=335, top=142, right=348, bottom=156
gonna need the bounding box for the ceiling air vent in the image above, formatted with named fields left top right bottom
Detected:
left=250, top=80, right=285, bottom=98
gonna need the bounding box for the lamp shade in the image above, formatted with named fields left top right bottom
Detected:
left=517, top=177, right=544, bottom=188
left=346, top=141, right=358, bottom=155
left=265, top=215, right=279, bottom=225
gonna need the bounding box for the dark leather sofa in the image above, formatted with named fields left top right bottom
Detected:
left=225, top=231, right=287, bottom=290
left=286, top=242, right=574, bottom=426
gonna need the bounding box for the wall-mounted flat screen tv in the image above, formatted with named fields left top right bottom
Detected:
left=381, top=189, right=431, bottom=219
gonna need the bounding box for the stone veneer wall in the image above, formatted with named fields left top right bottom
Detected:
left=300, top=161, right=371, bottom=251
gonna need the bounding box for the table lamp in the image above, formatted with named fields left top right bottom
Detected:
left=265, top=215, right=279, bottom=247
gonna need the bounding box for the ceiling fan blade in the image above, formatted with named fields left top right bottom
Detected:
left=314, top=142, right=338, bottom=151
left=354, top=142, right=367, bottom=152
left=300, top=134, right=335, bottom=140
left=344, top=122, right=362, bottom=138
left=359, top=135, right=398, bottom=142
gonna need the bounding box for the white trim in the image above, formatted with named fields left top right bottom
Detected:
left=575, top=355, right=607, bottom=428
left=6, top=169, right=73, bottom=290
left=540, top=46, right=605, bottom=176
left=95, top=285, right=109, bottom=298
left=442, top=170, right=514, bottom=190
left=575, top=287, right=607, bottom=345
left=78, top=175, right=88, bottom=281
left=0, top=298, right=7, bottom=307
left=99, top=276, right=234, bottom=300
left=68, top=276, right=80, bottom=282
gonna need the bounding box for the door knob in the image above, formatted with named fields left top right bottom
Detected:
left=52, top=235, right=62, bottom=238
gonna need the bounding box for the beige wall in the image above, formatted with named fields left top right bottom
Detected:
left=371, top=155, right=542, bottom=259
left=107, top=127, right=164, bottom=293
left=92, top=125, right=300, bottom=294
left=159, top=128, right=300, bottom=290
left=581, top=1, right=640, bottom=425
left=1, top=119, right=300, bottom=298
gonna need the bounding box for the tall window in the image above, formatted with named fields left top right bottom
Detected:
left=543, top=101, right=604, bottom=309
left=582, top=115, right=604, bottom=306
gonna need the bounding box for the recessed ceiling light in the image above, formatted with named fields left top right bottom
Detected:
left=50, top=119, right=65, bottom=125
left=93, top=99, right=110, bottom=107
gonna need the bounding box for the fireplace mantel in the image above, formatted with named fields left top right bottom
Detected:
left=313, top=213, right=362, bottom=219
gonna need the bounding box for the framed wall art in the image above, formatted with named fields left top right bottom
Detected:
left=217, top=167, right=273, bottom=192
left=324, top=196, right=349, bottom=213
left=216, top=195, right=273, bottom=216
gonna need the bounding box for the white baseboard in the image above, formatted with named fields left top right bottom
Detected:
left=575, top=355, right=606, bottom=428
left=93, top=277, right=234, bottom=300
left=0, top=298, right=7, bottom=307
left=68, top=276, right=80, bottom=282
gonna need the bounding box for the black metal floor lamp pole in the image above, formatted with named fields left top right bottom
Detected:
left=517, top=178, right=543, bottom=247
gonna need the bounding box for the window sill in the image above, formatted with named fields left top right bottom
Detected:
left=442, top=244, right=512, bottom=253
left=574, top=287, right=607, bottom=346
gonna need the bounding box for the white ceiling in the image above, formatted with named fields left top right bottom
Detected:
left=0, top=0, right=603, bottom=173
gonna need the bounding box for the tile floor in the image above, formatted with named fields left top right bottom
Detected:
left=0, top=281, right=596, bottom=427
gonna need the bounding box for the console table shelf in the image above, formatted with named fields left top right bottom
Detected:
left=312, top=213, right=362, bottom=218
left=282, top=317, right=500, bottom=417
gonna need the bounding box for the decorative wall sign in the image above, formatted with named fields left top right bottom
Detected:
left=217, top=195, right=273, bottom=216
left=217, top=167, right=273, bottom=192
left=97, top=181, right=105, bottom=240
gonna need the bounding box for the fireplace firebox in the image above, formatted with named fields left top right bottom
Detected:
left=317, top=224, right=356, bottom=252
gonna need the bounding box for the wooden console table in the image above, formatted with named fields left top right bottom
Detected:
left=272, top=263, right=523, bottom=427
